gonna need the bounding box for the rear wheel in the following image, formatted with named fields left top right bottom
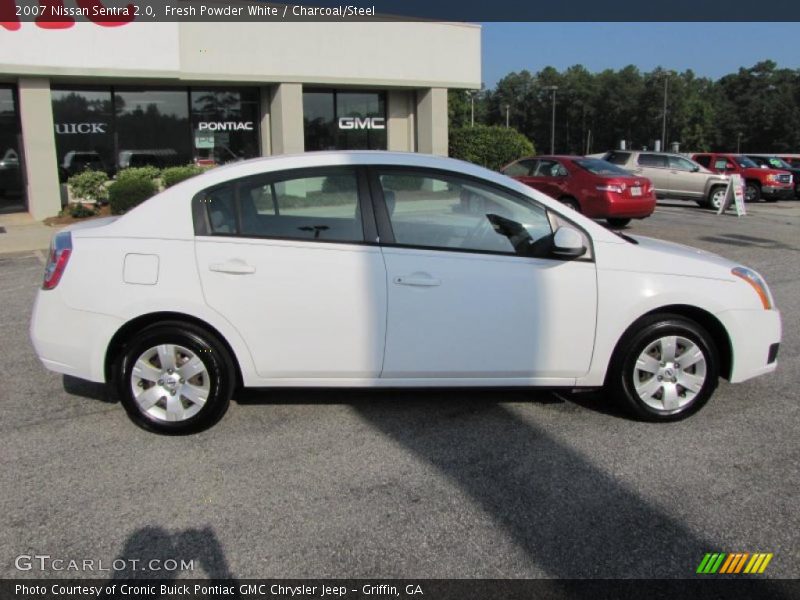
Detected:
left=606, top=217, right=631, bottom=228
left=115, top=322, right=234, bottom=434
left=607, top=314, right=719, bottom=421
left=745, top=181, right=761, bottom=203
left=560, top=197, right=581, bottom=212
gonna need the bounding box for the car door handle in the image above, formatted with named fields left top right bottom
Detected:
left=209, top=260, right=256, bottom=275
left=394, top=275, right=441, bottom=287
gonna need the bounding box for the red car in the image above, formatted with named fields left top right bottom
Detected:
left=501, top=155, right=656, bottom=227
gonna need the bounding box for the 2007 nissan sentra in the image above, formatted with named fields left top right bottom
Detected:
left=30, top=152, right=781, bottom=433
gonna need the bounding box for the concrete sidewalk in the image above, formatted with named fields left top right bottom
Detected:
left=0, top=212, right=54, bottom=255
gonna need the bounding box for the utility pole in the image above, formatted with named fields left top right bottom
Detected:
left=505, top=104, right=510, bottom=128
left=543, top=85, right=558, bottom=155
left=737, top=132, right=742, bottom=153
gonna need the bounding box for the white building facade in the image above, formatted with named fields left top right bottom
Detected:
left=0, top=20, right=481, bottom=218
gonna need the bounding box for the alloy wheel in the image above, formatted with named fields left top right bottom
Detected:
left=130, top=344, right=210, bottom=422
left=633, top=335, right=707, bottom=413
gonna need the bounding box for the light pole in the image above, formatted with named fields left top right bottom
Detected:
left=661, top=73, right=668, bottom=152
left=505, top=104, right=510, bottom=128
left=542, top=85, right=558, bottom=154
left=737, top=132, right=742, bottom=153
left=465, top=90, right=476, bottom=127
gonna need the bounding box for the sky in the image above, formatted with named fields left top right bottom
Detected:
left=481, top=23, right=800, bottom=89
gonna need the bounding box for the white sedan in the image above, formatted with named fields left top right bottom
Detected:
left=30, top=152, right=781, bottom=433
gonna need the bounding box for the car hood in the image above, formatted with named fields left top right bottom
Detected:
left=617, top=234, right=738, bottom=279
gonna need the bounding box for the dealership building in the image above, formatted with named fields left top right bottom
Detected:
left=0, top=20, right=481, bottom=219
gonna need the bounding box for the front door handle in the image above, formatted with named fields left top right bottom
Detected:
left=394, top=274, right=441, bottom=287
left=209, top=260, right=256, bottom=275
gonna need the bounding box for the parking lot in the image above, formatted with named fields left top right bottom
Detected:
left=1, top=200, right=798, bottom=580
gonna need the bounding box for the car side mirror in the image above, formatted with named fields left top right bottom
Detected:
left=760, top=164, right=768, bottom=169
left=552, top=226, right=586, bottom=259
left=692, top=165, right=700, bottom=172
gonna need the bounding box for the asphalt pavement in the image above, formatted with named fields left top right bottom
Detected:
left=0, top=201, right=798, bottom=580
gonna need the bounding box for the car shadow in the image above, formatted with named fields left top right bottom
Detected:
left=63, top=374, right=117, bottom=404
left=100, top=526, right=240, bottom=596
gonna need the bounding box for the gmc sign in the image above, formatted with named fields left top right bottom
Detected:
left=338, top=117, right=385, bottom=130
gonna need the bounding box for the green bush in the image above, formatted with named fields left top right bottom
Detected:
left=67, top=169, right=109, bottom=204
left=449, top=125, right=535, bottom=171
left=116, top=166, right=161, bottom=183
left=161, top=165, right=205, bottom=188
left=67, top=203, right=98, bottom=219
left=321, top=174, right=358, bottom=193
left=108, top=177, right=157, bottom=215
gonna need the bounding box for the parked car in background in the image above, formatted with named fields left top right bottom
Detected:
left=118, top=149, right=179, bottom=171
left=745, top=155, right=800, bottom=198
left=30, top=151, right=781, bottom=433
left=501, top=155, right=656, bottom=227
left=692, top=153, right=793, bottom=202
left=59, top=151, right=108, bottom=182
left=602, top=150, right=730, bottom=210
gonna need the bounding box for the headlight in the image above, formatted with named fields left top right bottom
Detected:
left=732, top=267, right=773, bottom=309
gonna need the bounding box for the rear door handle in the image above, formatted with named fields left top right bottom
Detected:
left=394, top=275, right=441, bottom=287
left=209, top=260, right=256, bottom=275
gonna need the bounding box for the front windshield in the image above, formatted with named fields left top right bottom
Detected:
left=734, top=155, right=758, bottom=168
left=767, top=157, right=792, bottom=169
left=574, top=158, right=631, bottom=176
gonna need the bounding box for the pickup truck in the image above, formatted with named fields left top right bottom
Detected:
left=745, top=154, right=800, bottom=199
left=692, top=153, right=793, bottom=202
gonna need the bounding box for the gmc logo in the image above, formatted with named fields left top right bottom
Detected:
left=1, top=0, right=134, bottom=31
left=338, top=117, right=385, bottom=130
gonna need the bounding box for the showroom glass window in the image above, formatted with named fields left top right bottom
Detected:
left=51, top=87, right=114, bottom=181
left=0, top=86, right=25, bottom=211
left=114, top=88, right=192, bottom=170
left=303, top=90, right=387, bottom=151
left=190, top=88, right=260, bottom=166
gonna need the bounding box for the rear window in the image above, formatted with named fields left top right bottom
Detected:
left=694, top=155, right=711, bottom=168
left=637, top=154, right=668, bottom=168
left=574, top=158, right=631, bottom=176
left=604, top=151, right=631, bottom=165
left=733, top=155, right=758, bottom=168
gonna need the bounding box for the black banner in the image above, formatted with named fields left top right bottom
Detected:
left=7, top=0, right=800, bottom=23
left=2, top=580, right=800, bottom=600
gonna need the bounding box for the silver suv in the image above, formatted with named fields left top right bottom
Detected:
left=603, top=151, right=730, bottom=209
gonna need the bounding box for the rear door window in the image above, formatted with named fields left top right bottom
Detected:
left=637, top=154, right=669, bottom=168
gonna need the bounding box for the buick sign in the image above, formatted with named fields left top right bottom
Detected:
left=55, top=123, right=107, bottom=135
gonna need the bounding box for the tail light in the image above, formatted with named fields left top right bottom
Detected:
left=42, top=231, right=72, bottom=290
left=596, top=183, right=626, bottom=193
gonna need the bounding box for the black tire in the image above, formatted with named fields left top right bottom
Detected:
left=606, top=314, right=719, bottom=422
left=560, top=197, right=581, bottom=212
left=744, top=181, right=761, bottom=203
left=606, top=217, right=631, bottom=228
left=115, top=321, right=234, bottom=434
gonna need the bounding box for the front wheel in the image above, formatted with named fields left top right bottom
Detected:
left=607, top=315, right=719, bottom=421
left=745, top=182, right=761, bottom=203
left=707, top=186, right=727, bottom=210
left=115, top=322, right=234, bottom=434
left=606, top=217, right=631, bottom=228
